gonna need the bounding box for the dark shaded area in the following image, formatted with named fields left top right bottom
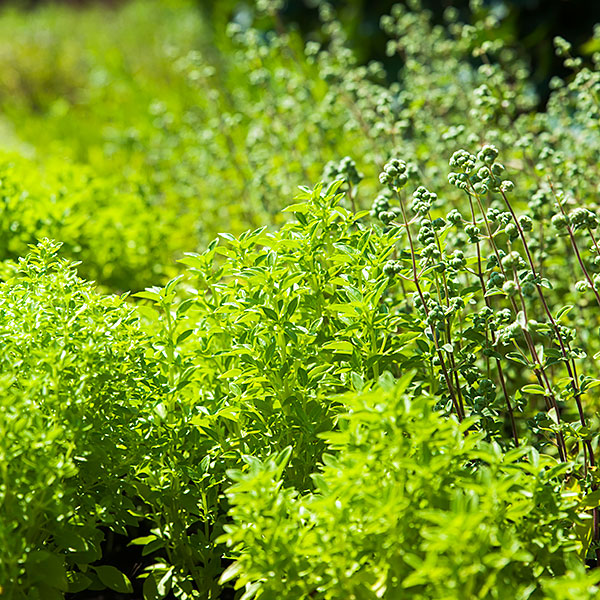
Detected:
left=64, top=524, right=236, bottom=600
left=281, top=0, right=600, bottom=106
left=196, top=0, right=600, bottom=106
left=65, top=527, right=153, bottom=600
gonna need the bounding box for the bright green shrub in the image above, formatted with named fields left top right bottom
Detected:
left=137, top=176, right=600, bottom=594
left=0, top=0, right=598, bottom=597
left=222, top=378, right=600, bottom=600
left=0, top=240, right=159, bottom=598
left=169, top=181, right=423, bottom=481
left=0, top=153, right=178, bottom=290
left=130, top=181, right=425, bottom=596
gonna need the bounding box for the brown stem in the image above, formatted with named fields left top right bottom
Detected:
left=394, top=187, right=464, bottom=420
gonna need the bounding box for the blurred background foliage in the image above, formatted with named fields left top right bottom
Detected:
left=230, top=0, right=600, bottom=105
left=1, top=0, right=599, bottom=102
left=0, top=0, right=596, bottom=294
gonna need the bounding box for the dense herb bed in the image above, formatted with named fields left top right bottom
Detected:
left=1, top=0, right=600, bottom=598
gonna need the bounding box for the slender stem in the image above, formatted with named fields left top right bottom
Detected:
left=549, top=180, right=600, bottom=307
left=467, top=197, right=519, bottom=445
left=471, top=186, right=567, bottom=459
left=394, top=187, right=464, bottom=420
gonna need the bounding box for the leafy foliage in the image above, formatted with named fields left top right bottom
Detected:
left=223, top=379, right=600, bottom=599
left=0, top=0, right=600, bottom=598
left=0, top=240, right=158, bottom=598
left=0, top=153, right=176, bottom=290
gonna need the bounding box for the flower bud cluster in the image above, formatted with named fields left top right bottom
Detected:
left=410, top=186, right=437, bottom=215
left=447, top=209, right=463, bottom=225
left=450, top=149, right=477, bottom=172
left=501, top=251, right=524, bottom=271
left=323, top=156, right=363, bottom=186
left=370, top=194, right=390, bottom=218
left=383, top=260, right=402, bottom=278
left=477, top=144, right=499, bottom=165
left=379, top=158, right=409, bottom=188
left=569, top=207, right=598, bottom=231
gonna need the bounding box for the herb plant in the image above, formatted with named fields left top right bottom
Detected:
left=0, top=0, right=600, bottom=598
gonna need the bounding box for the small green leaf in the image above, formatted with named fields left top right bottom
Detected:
left=143, top=574, right=166, bottom=600
left=555, top=305, right=573, bottom=322
left=282, top=202, right=311, bottom=214
left=134, top=290, right=160, bottom=302
left=219, top=561, right=242, bottom=585
left=582, top=489, right=600, bottom=508
left=350, top=371, right=364, bottom=391
left=94, top=566, right=133, bottom=593
left=261, top=306, right=278, bottom=320
left=176, top=329, right=194, bottom=344
left=67, top=573, right=93, bottom=594
left=322, top=340, right=354, bottom=354
left=521, top=384, right=546, bottom=395
left=545, top=462, right=573, bottom=480
left=129, top=535, right=158, bottom=546
left=506, top=352, right=530, bottom=366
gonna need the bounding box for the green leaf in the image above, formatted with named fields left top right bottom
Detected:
left=555, top=305, right=573, bottom=322
left=545, top=462, right=573, bottom=480
left=350, top=371, right=364, bottom=391
left=506, top=352, right=530, bottom=366
left=26, top=552, right=68, bottom=591
left=176, top=329, right=194, bottom=344
left=142, top=537, right=166, bottom=556
left=261, top=306, right=279, bottom=320
left=282, top=202, right=311, bottom=214
left=322, top=340, right=354, bottom=354
left=143, top=572, right=172, bottom=600
left=582, top=489, right=600, bottom=508
left=129, top=534, right=158, bottom=546
left=286, top=296, right=299, bottom=318
left=134, top=289, right=161, bottom=302
left=67, top=573, right=93, bottom=594
left=142, top=567, right=174, bottom=599
left=274, top=445, right=293, bottom=477
left=219, top=561, right=243, bottom=585
left=94, top=566, right=133, bottom=593
left=521, top=384, right=546, bottom=395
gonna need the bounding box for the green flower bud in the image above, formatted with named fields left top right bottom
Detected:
left=502, top=280, right=518, bottom=297
left=551, top=213, right=570, bottom=230
left=519, top=215, right=533, bottom=231
left=477, top=144, right=499, bottom=165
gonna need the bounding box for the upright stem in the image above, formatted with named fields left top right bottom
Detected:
left=497, top=187, right=590, bottom=465
left=549, top=180, right=600, bottom=308
left=394, top=187, right=464, bottom=420
left=467, top=197, right=519, bottom=446
left=471, top=187, right=567, bottom=460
